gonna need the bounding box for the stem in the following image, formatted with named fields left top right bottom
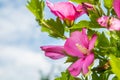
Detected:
left=94, top=6, right=101, bottom=17
left=107, top=9, right=110, bottom=16
left=98, top=2, right=105, bottom=16
left=69, top=29, right=72, bottom=37
left=41, top=20, right=67, bottom=39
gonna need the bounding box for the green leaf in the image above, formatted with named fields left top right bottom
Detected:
left=97, top=32, right=110, bottom=48
left=55, top=70, right=80, bottom=80
left=69, top=0, right=98, bottom=4
left=60, top=72, right=69, bottom=80
left=41, top=18, right=65, bottom=38
left=110, top=32, right=120, bottom=57
left=69, top=76, right=75, bottom=80
left=70, top=0, right=94, bottom=3
left=55, top=78, right=61, bottom=80
left=112, top=76, right=119, bottom=80
left=104, top=0, right=113, bottom=9
left=26, top=0, right=45, bottom=20
left=70, top=0, right=90, bottom=3
left=65, top=56, right=78, bottom=63
left=55, top=71, right=71, bottom=80
left=88, top=10, right=101, bottom=28
left=70, top=20, right=90, bottom=29
left=111, top=9, right=116, bottom=15
left=87, top=29, right=97, bottom=37
left=92, top=71, right=100, bottom=80
left=109, top=55, right=120, bottom=80
left=41, top=25, right=50, bottom=33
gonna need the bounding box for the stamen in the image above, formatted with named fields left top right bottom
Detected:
left=75, top=43, right=89, bottom=55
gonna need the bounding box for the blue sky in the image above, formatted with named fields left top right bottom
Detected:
left=0, top=0, right=115, bottom=80
left=0, top=0, right=68, bottom=80
left=0, top=0, right=93, bottom=79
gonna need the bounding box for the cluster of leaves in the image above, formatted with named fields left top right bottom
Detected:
left=55, top=70, right=80, bottom=80
left=70, top=0, right=99, bottom=5
left=27, top=0, right=120, bottom=80
left=27, top=0, right=66, bottom=39
left=110, top=55, right=120, bottom=80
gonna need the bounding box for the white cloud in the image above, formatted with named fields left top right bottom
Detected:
left=0, top=0, right=64, bottom=46
left=0, top=45, right=69, bottom=80
left=0, top=0, right=44, bottom=50
left=0, top=1, right=51, bottom=80
left=0, top=5, right=40, bottom=40
left=0, top=0, right=68, bottom=80
left=0, top=46, right=52, bottom=80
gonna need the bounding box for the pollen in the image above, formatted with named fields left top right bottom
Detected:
left=75, top=43, right=89, bottom=55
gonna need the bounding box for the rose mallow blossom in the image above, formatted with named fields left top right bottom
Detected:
left=64, top=28, right=97, bottom=76
left=97, top=0, right=120, bottom=31
left=113, top=0, right=120, bottom=18
left=40, top=28, right=97, bottom=76
left=46, top=1, right=93, bottom=23
left=82, top=3, right=93, bottom=10
left=97, top=16, right=109, bottom=27
left=40, top=46, right=66, bottom=59
left=97, top=16, right=120, bottom=31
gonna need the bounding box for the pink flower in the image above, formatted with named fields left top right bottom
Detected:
left=113, top=0, right=120, bottom=18
left=82, top=3, right=94, bottom=13
left=97, top=16, right=120, bottom=31
left=40, top=46, right=66, bottom=59
left=46, top=1, right=86, bottom=21
left=97, top=16, right=109, bottom=27
left=64, top=28, right=97, bottom=76
left=82, top=3, right=93, bottom=10
left=109, top=17, right=120, bottom=31
left=40, top=28, right=97, bottom=76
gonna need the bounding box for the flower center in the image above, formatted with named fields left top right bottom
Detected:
left=75, top=43, right=89, bottom=55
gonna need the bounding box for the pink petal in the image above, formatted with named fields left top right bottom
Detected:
left=76, top=3, right=93, bottom=18
left=64, top=30, right=89, bottom=57
left=68, top=58, right=84, bottom=76
left=88, top=34, right=97, bottom=51
left=113, top=0, right=120, bottom=18
left=64, top=36, right=84, bottom=57
left=64, top=29, right=89, bottom=57
left=46, top=1, right=65, bottom=19
left=46, top=0, right=54, bottom=9
left=45, top=52, right=65, bottom=59
left=46, top=1, right=86, bottom=21
left=40, top=46, right=65, bottom=59
left=97, top=16, right=120, bottom=31
left=109, top=17, right=120, bottom=31
left=82, top=53, right=94, bottom=74
left=76, top=4, right=84, bottom=11
left=81, top=28, right=89, bottom=48
left=75, top=4, right=86, bottom=19
left=71, top=29, right=89, bottom=48
left=83, top=3, right=93, bottom=10
left=46, top=1, right=76, bottom=20
left=97, top=16, right=109, bottom=27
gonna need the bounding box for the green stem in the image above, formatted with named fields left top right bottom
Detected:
left=107, top=9, right=110, bottom=16
left=94, top=6, right=101, bottom=17
left=98, top=3, right=105, bottom=16
left=41, top=20, right=67, bottom=39
left=69, top=29, right=72, bottom=37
